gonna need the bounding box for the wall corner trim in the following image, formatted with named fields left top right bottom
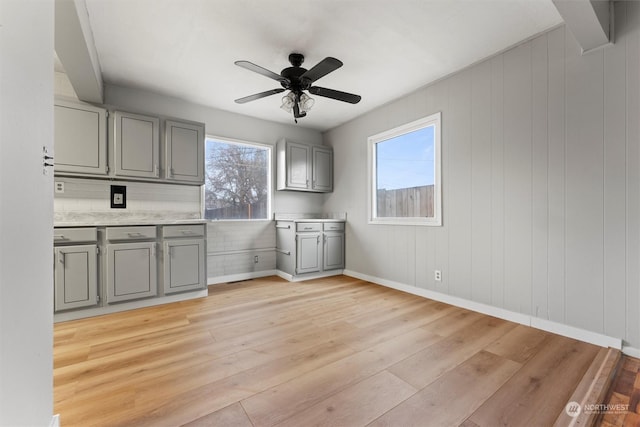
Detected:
left=343, top=270, right=624, bottom=352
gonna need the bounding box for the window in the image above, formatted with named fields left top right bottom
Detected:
left=204, top=137, right=271, bottom=220
left=368, top=112, right=441, bottom=226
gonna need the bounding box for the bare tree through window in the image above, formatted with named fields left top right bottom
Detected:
left=204, top=138, right=270, bottom=220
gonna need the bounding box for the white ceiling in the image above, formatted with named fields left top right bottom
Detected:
left=83, top=0, right=563, bottom=131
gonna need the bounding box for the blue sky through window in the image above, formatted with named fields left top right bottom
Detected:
left=376, top=125, right=435, bottom=190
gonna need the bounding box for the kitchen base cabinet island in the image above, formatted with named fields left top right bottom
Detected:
left=53, top=222, right=207, bottom=322
left=276, top=219, right=345, bottom=282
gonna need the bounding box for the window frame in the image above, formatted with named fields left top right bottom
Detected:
left=202, top=135, right=273, bottom=222
left=367, top=112, right=442, bottom=226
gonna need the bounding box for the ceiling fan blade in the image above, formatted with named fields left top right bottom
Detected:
left=234, top=88, right=285, bottom=104
left=300, top=57, right=343, bottom=83
left=309, top=86, right=361, bottom=104
left=235, top=60, right=289, bottom=84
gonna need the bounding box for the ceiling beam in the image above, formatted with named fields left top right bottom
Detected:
left=55, top=0, right=103, bottom=103
left=552, top=0, right=613, bottom=54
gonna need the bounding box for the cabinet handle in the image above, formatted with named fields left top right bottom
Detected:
left=180, top=230, right=195, bottom=235
left=155, top=164, right=159, bottom=177
left=276, top=225, right=291, bottom=229
left=54, top=234, right=66, bottom=241
left=151, top=243, right=156, bottom=257
left=127, top=232, right=145, bottom=238
left=58, top=252, right=65, bottom=264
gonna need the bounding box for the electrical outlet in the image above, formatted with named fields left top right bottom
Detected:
left=254, top=255, right=259, bottom=264
left=434, top=270, right=442, bottom=282
left=55, top=181, right=64, bottom=193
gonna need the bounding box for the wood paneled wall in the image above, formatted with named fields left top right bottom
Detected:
left=323, top=2, right=640, bottom=351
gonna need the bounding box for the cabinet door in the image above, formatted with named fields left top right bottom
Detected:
left=106, top=242, right=157, bottom=303
left=113, top=111, right=160, bottom=178
left=54, top=100, right=108, bottom=175
left=286, top=142, right=311, bottom=189
left=54, top=245, right=98, bottom=311
left=296, top=233, right=321, bottom=274
left=312, top=146, right=333, bottom=192
left=163, top=239, right=205, bottom=294
left=323, top=232, right=345, bottom=270
left=165, top=120, right=204, bottom=184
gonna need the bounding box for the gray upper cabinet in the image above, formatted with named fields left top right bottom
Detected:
left=277, top=139, right=333, bottom=192
left=284, top=141, right=311, bottom=190
left=165, top=120, right=205, bottom=184
left=113, top=111, right=160, bottom=179
left=54, top=100, right=204, bottom=185
left=54, top=99, right=108, bottom=175
left=312, top=146, right=333, bottom=192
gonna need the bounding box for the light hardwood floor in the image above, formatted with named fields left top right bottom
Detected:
left=54, top=275, right=603, bottom=426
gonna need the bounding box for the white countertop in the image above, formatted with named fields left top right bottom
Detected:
left=54, top=219, right=208, bottom=228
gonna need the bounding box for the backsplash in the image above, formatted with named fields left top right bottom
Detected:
left=54, top=177, right=201, bottom=224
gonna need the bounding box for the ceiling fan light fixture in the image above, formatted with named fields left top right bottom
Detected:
left=299, top=93, right=315, bottom=113
left=280, top=91, right=295, bottom=113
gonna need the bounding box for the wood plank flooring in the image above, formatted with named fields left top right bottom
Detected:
left=54, top=275, right=604, bottom=426
left=601, top=355, right=640, bottom=426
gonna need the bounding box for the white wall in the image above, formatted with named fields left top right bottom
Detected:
left=0, top=0, right=55, bottom=425
left=323, top=1, right=640, bottom=351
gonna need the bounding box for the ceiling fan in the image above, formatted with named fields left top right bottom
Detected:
left=234, top=53, right=361, bottom=122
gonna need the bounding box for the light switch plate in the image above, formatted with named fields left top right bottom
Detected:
left=110, top=185, right=127, bottom=209
left=54, top=181, right=64, bottom=193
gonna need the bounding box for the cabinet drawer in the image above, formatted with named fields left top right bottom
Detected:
left=323, top=222, right=345, bottom=231
left=162, top=224, right=205, bottom=238
left=296, top=223, right=322, bottom=232
left=106, top=226, right=157, bottom=241
left=54, top=227, right=97, bottom=244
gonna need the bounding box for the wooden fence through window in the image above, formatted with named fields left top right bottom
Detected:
left=377, top=185, right=434, bottom=218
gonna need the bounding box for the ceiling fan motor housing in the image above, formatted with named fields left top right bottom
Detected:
left=281, top=53, right=312, bottom=92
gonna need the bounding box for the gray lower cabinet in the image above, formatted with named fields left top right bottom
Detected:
left=53, top=227, right=99, bottom=312
left=296, top=232, right=322, bottom=274
left=162, top=225, right=206, bottom=294
left=105, top=226, right=158, bottom=303
left=106, top=241, right=158, bottom=303
left=54, top=244, right=98, bottom=311
left=54, top=223, right=207, bottom=315
left=276, top=220, right=345, bottom=279
left=323, top=232, right=345, bottom=270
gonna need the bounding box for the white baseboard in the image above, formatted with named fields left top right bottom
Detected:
left=622, top=346, right=640, bottom=358
left=50, top=414, right=60, bottom=427
left=208, top=269, right=277, bottom=285
left=276, top=269, right=344, bottom=282
left=343, top=269, right=624, bottom=352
